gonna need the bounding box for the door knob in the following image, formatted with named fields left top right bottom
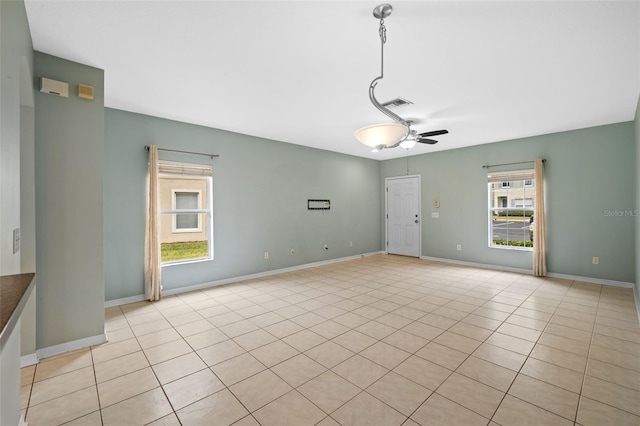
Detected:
left=415, top=220, right=419, bottom=224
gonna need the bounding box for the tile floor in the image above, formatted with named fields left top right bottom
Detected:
left=20, top=254, right=640, bottom=426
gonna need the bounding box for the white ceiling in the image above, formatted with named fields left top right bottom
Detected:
left=25, top=1, right=640, bottom=160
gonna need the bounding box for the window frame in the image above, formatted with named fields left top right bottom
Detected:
left=158, top=161, right=214, bottom=266
left=171, top=189, right=202, bottom=233
left=487, top=170, right=535, bottom=251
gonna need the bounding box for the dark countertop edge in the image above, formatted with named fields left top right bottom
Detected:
left=0, top=273, right=35, bottom=349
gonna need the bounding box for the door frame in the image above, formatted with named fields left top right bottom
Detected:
left=385, top=174, right=422, bottom=257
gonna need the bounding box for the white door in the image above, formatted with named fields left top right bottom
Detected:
left=386, top=176, right=421, bottom=257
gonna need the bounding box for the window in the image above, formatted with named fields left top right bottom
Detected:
left=488, top=169, right=535, bottom=249
left=158, top=161, right=213, bottom=264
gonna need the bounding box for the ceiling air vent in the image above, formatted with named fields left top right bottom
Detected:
left=380, top=97, right=413, bottom=108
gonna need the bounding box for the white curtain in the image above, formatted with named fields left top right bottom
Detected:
left=144, top=145, right=162, bottom=301
left=533, top=158, right=547, bottom=276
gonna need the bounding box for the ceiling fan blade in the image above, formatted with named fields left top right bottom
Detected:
left=419, top=129, right=448, bottom=137
left=417, top=138, right=439, bottom=145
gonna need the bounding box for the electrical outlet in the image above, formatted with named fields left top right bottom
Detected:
left=434, top=200, right=440, bottom=208
left=290, top=249, right=295, bottom=255
left=456, top=244, right=462, bottom=251
left=324, top=244, right=329, bottom=251
left=264, top=251, right=269, bottom=260
left=592, top=256, right=599, bottom=265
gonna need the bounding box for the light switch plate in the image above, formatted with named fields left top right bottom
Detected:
left=431, top=212, right=439, bottom=218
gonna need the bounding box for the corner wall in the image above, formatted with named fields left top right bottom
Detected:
left=104, top=108, right=382, bottom=301
left=381, top=122, right=636, bottom=283
left=635, top=95, right=640, bottom=297
left=34, top=52, right=105, bottom=348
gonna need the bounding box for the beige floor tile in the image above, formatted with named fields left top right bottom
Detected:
left=137, top=327, right=182, bottom=350
left=576, top=396, right=640, bottom=426
left=34, top=350, right=93, bottom=381
left=290, top=311, right=327, bottom=328
left=550, top=312, right=594, bottom=332
left=104, top=326, right=135, bottom=344
left=282, top=329, right=327, bottom=352
left=593, top=323, right=640, bottom=344
left=472, top=342, right=527, bottom=372
left=376, top=312, right=414, bottom=329
left=588, top=344, right=640, bottom=372
left=513, top=307, right=552, bottom=322
left=151, top=351, right=207, bottom=385
left=586, top=358, right=640, bottom=391
left=248, top=311, right=286, bottom=328
left=359, top=341, right=411, bottom=369
left=271, top=353, right=326, bottom=387
left=129, top=318, right=172, bottom=337
left=418, top=313, right=459, bottom=329
left=253, top=390, right=326, bottom=426
left=332, top=391, right=406, bottom=426
left=521, top=357, right=584, bottom=393
left=332, top=354, right=388, bottom=388
left=233, top=328, right=278, bottom=351
left=393, top=355, right=452, bottom=391
left=356, top=320, right=397, bottom=339
left=218, top=318, right=260, bottom=338
left=484, top=332, right=534, bottom=355
left=366, top=371, right=432, bottom=416
left=174, top=318, right=215, bottom=337
left=250, top=340, right=299, bottom=367
left=20, top=365, right=36, bottom=387
left=143, top=338, right=193, bottom=365
left=102, top=387, right=173, bottom=426
left=456, top=356, right=516, bottom=392
left=581, top=375, right=640, bottom=416
left=433, top=330, right=483, bottom=354
left=163, top=368, right=225, bottom=410
left=196, top=339, right=246, bottom=366
left=529, top=343, right=587, bottom=373
left=184, top=327, right=229, bottom=350
left=231, top=414, right=261, bottom=426
left=332, top=330, right=377, bottom=353
left=508, top=374, right=579, bottom=421
left=263, top=319, right=304, bottom=338
left=166, top=310, right=205, bottom=327
left=229, top=369, right=292, bottom=412
left=316, top=416, right=341, bottom=426
left=591, top=332, right=640, bottom=356
left=91, top=338, right=142, bottom=364
left=449, top=322, right=493, bottom=341
left=410, top=393, right=489, bottom=426
left=93, top=351, right=149, bottom=383
left=473, top=307, right=511, bottom=322
left=97, top=367, right=159, bottom=408
left=493, top=394, right=573, bottom=426
left=63, top=410, right=102, bottom=425
left=544, top=323, right=592, bottom=343
left=496, top=323, right=542, bottom=342
left=30, top=366, right=95, bottom=406
left=436, top=372, right=504, bottom=419
left=147, top=413, right=182, bottom=426
left=208, top=311, right=244, bottom=327
left=298, top=370, right=360, bottom=414
left=26, top=386, right=99, bottom=426
left=382, top=330, right=428, bottom=353
left=504, top=314, right=548, bottom=331
left=415, top=341, right=468, bottom=370
left=309, top=319, right=350, bottom=339
left=305, top=341, right=355, bottom=368
left=211, top=352, right=266, bottom=386
left=401, top=321, right=445, bottom=340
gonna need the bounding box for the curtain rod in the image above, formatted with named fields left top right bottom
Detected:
left=144, top=145, right=219, bottom=159
left=482, top=159, right=545, bottom=169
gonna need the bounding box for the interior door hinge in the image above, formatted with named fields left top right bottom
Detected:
left=386, top=241, right=389, bottom=246
left=386, top=187, right=388, bottom=192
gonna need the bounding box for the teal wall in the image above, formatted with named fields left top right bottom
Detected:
left=381, top=122, right=636, bottom=283
left=34, top=52, right=105, bottom=348
left=104, top=109, right=382, bottom=301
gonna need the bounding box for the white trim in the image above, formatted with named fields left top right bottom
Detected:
left=35, top=334, right=107, bottom=361
left=18, top=414, right=27, bottom=426
left=385, top=175, right=422, bottom=258
left=633, top=285, right=640, bottom=326
left=20, top=353, right=38, bottom=368
left=105, top=294, right=147, bottom=308
left=105, top=251, right=384, bottom=306
left=420, top=255, right=635, bottom=288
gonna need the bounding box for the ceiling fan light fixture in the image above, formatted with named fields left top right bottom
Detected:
left=354, top=123, right=407, bottom=150
left=400, top=139, right=416, bottom=150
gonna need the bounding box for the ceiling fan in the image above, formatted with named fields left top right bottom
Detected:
left=354, top=4, right=448, bottom=152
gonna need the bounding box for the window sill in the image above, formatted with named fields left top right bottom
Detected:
left=161, top=256, right=213, bottom=267
left=489, top=245, right=533, bottom=252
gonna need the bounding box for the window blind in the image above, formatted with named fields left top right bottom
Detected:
left=487, top=169, right=534, bottom=183
left=158, top=161, right=212, bottom=176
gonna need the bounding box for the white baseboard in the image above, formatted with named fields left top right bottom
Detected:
left=420, top=255, right=634, bottom=288
left=20, top=353, right=38, bottom=368
left=35, top=334, right=107, bottom=361
left=105, top=251, right=385, bottom=307
left=634, top=285, right=640, bottom=326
